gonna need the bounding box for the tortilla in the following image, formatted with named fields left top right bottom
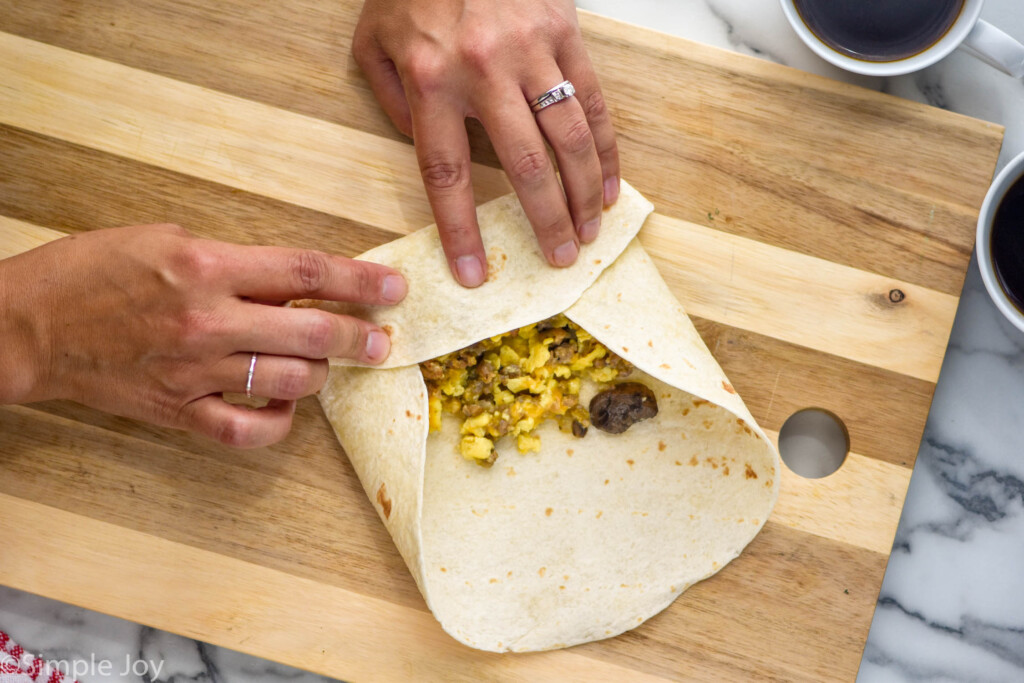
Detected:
left=316, top=181, right=780, bottom=652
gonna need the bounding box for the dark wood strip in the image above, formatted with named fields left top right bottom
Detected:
left=0, top=404, right=429, bottom=610
left=0, top=125, right=396, bottom=254
left=694, top=317, right=933, bottom=469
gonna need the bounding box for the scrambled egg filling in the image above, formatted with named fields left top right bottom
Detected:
left=420, top=315, right=634, bottom=467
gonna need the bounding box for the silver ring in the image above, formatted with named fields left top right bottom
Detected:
left=529, top=80, right=575, bottom=113
left=245, top=352, right=258, bottom=399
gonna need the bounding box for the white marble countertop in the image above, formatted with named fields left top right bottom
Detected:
left=3, top=1, right=1024, bottom=681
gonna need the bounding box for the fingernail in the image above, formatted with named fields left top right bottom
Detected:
left=381, top=274, right=407, bottom=303
left=603, top=176, right=620, bottom=206
left=552, top=239, right=579, bottom=267
left=455, top=254, right=485, bottom=287
left=579, top=218, right=600, bottom=244
left=365, top=330, right=390, bottom=363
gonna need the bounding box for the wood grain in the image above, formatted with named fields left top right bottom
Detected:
left=0, top=0, right=1001, bottom=293
left=0, top=2, right=1003, bottom=680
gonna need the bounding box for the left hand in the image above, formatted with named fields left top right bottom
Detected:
left=352, top=0, right=620, bottom=287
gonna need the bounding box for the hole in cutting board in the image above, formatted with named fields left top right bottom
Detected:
left=778, top=408, right=849, bottom=478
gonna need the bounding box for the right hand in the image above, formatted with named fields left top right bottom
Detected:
left=0, top=224, right=407, bottom=448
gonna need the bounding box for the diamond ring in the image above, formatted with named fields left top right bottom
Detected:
left=529, top=80, right=576, bottom=113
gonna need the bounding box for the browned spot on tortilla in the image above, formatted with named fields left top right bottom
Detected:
left=416, top=414, right=422, bottom=420
left=545, top=507, right=553, bottom=516
left=604, top=479, right=609, bottom=485
left=682, top=408, right=690, bottom=416
left=693, top=399, right=709, bottom=407
left=674, top=460, right=682, bottom=466
left=594, top=258, right=602, bottom=264
left=680, top=431, right=688, bottom=440
left=596, top=510, right=603, bottom=519
left=621, top=583, right=629, bottom=588
left=622, top=346, right=629, bottom=352
left=689, top=455, right=699, bottom=466
left=382, top=324, right=394, bottom=336
left=723, top=465, right=730, bottom=476
left=566, top=448, right=574, bottom=456
left=720, top=381, right=735, bottom=395
left=539, top=567, right=546, bottom=577
left=485, top=247, right=508, bottom=281
left=507, top=571, right=513, bottom=577
left=472, top=508, right=488, bottom=517
left=660, top=363, right=671, bottom=369
left=564, top=574, right=570, bottom=580
left=489, top=578, right=499, bottom=584
left=738, top=517, right=744, bottom=523
left=766, top=479, right=774, bottom=488
left=506, top=467, right=516, bottom=476
left=405, top=410, right=412, bottom=418
left=746, top=464, right=758, bottom=479
left=637, top=617, right=643, bottom=623
left=626, top=459, right=635, bottom=467
left=386, top=428, right=394, bottom=436
left=559, top=585, right=566, bottom=590
left=648, top=340, right=653, bottom=347
left=440, top=567, right=446, bottom=572
left=752, top=518, right=760, bottom=525
left=703, top=419, right=713, bottom=429
left=376, top=483, right=392, bottom=519
left=658, top=441, right=667, bottom=451
left=617, top=293, right=622, bottom=302
left=706, top=457, right=718, bottom=468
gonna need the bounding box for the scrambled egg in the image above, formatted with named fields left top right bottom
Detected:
left=420, top=315, right=634, bottom=466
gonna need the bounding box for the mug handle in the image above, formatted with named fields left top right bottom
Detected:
left=960, top=20, right=1024, bottom=78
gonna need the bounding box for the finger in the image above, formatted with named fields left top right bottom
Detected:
left=410, top=98, right=487, bottom=287
left=478, top=89, right=579, bottom=268
left=212, top=244, right=407, bottom=305
left=231, top=304, right=392, bottom=364
left=529, top=73, right=603, bottom=244
left=208, top=352, right=328, bottom=400
left=557, top=46, right=620, bottom=207
left=352, top=32, right=413, bottom=137
left=180, top=395, right=296, bottom=449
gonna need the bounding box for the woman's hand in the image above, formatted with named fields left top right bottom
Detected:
left=352, top=0, right=619, bottom=287
left=0, top=224, right=407, bottom=448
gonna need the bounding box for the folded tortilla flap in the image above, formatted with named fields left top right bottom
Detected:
left=324, top=180, right=653, bottom=369
left=317, top=182, right=780, bottom=653
left=566, top=240, right=770, bottom=444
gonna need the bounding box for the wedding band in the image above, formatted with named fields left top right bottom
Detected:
left=245, top=352, right=258, bottom=399
left=529, top=80, right=576, bottom=113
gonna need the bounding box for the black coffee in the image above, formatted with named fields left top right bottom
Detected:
left=793, top=0, right=965, bottom=62
left=991, top=174, right=1024, bottom=313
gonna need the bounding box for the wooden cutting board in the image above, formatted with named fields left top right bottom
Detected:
left=0, top=2, right=1003, bottom=681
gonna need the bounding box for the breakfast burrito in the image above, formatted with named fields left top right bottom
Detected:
left=312, top=181, right=780, bottom=652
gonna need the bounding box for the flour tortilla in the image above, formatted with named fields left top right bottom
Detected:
left=317, top=181, right=780, bottom=652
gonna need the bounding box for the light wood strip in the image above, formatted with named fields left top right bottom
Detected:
left=0, top=492, right=672, bottom=683
left=643, top=214, right=959, bottom=383
left=0, top=32, right=510, bottom=233
left=765, top=429, right=910, bottom=555
left=0, top=216, right=64, bottom=258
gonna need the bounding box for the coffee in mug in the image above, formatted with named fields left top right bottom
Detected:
left=990, top=174, right=1024, bottom=313
left=978, top=151, right=1024, bottom=335
left=792, top=0, right=965, bottom=62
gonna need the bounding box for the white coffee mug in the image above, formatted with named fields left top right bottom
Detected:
left=780, top=0, right=1024, bottom=78
left=977, top=150, right=1024, bottom=335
